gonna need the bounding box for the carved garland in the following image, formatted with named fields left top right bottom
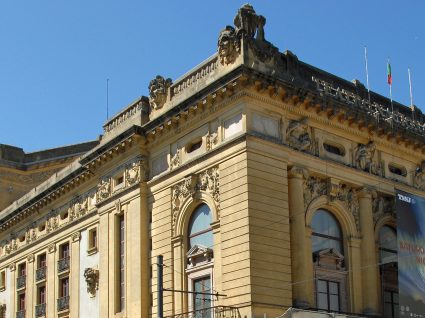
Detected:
left=171, top=167, right=219, bottom=234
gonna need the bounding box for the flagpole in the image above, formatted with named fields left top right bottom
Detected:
left=387, top=59, right=394, bottom=127
left=364, top=46, right=371, bottom=102
left=408, top=68, right=415, bottom=120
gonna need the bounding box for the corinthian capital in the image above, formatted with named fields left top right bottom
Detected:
left=288, top=166, right=308, bottom=179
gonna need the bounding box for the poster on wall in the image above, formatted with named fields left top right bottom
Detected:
left=396, top=189, right=425, bottom=317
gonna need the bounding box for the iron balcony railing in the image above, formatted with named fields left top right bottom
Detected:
left=35, top=266, right=47, bottom=282
left=16, top=275, right=26, bottom=289
left=57, top=296, right=70, bottom=312
left=35, top=303, right=46, bottom=317
left=57, top=257, right=70, bottom=273
left=16, top=309, right=25, bottom=318
left=165, top=306, right=241, bottom=318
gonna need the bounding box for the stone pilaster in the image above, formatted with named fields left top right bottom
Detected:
left=71, top=232, right=81, bottom=318
left=26, top=255, right=35, bottom=318
left=288, top=166, right=313, bottom=308
left=358, top=187, right=379, bottom=315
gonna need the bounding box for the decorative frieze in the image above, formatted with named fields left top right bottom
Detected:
left=171, top=167, right=219, bottom=234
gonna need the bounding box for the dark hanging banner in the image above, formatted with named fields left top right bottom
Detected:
left=396, top=189, right=425, bottom=317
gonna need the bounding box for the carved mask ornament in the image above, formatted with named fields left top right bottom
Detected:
left=217, top=25, right=240, bottom=65
left=148, top=75, right=172, bottom=110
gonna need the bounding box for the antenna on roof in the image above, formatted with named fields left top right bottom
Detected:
left=106, top=78, right=110, bottom=120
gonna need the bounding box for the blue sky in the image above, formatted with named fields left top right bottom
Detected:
left=1, top=1, right=424, bottom=152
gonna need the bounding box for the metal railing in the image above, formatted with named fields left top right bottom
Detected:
left=35, top=266, right=47, bottom=282
left=165, top=306, right=241, bottom=318
left=16, top=309, right=25, bottom=318
left=35, top=303, right=46, bottom=317
left=57, top=257, right=70, bottom=273
left=16, top=275, right=26, bottom=289
left=57, top=296, right=69, bottom=312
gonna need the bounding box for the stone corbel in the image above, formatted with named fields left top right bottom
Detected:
left=8, top=263, right=15, bottom=272
left=48, top=244, right=56, bottom=254
left=327, top=178, right=340, bottom=201
left=71, top=232, right=81, bottom=243
left=27, top=254, right=35, bottom=263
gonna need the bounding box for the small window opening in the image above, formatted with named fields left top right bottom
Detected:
left=19, top=235, right=25, bottom=243
left=389, top=164, right=406, bottom=177
left=323, top=142, right=345, bottom=156
left=186, top=138, right=202, bottom=153
left=115, top=175, right=124, bottom=185
left=88, top=227, right=98, bottom=253
left=38, top=224, right=46, bottom=232
left=60, top=212, right=68, bottom=220
left=0, top=270, right=6, bottom=289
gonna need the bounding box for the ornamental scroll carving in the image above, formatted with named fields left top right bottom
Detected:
left=287, top=119, right=312, bottom=152
left=303, top=177, right=360, bottom=232
left=206, top=131, right=218, bottom=151
left=171, top=167, right=219, bottom=234
left=84, top=268, right=99, bottom=297
left=149, top=75, right=172, bottom=110
left=372, top=194, right=395, bottom=225
left=414, top=161, right=425, bottom=191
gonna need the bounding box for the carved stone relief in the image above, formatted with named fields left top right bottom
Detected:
left=372, top=194, right=395, bottom=225
left=171, top=167, right=219, bottom=234
left=206, top=131, right=218, bottom=151
left=414, top=161, right=425, bottom=191
left=148, top=75, right=172, bottom=110
left=217, top=25, right=240, bottom=66
left=287, top=119, right=312, bottom=152
left=354, top=141, right=382, bottom=176
left=233, top=3, right=265, bottom=40
left=303, top=176, right=360, bottom=233
left=170, top=149, right=181, bottom=170
left=126, top=158, right=148, bottom=186
left=84, top=268, right=99, bottom=297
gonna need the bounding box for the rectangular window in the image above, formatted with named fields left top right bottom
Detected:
left=193, top=276, right=212, bottom=315
left=0, top=270, right=5, bottom=290
left=88, top=227, right=98, bottom=253
left=384, top=290, right=399, bottom=318
left=119, top=215, right=125, bottom=311
left=317, top=279, right=340, bottom=312
left=18, top=292, right=25, bottom=310
left=38, top=253, right=47, bottom=269
left=18, top=263, right=26, bottom=277
left=60, top=277, right=69, bottom=298
left=38, top=285, right=46, bottom=304
left=60, top=243, right=70, bottom=259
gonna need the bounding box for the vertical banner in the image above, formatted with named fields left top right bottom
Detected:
left=396, top=190, right=425, bottom=317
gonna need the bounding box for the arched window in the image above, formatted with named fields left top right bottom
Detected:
left=378, top=226, right=397, bottom=264
left=311, top=209, right=343, bottom=254
left=188, top=204, right=213, bottom=249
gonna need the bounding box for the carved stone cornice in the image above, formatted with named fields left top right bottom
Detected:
left=171, top=167, right=219, bottom=235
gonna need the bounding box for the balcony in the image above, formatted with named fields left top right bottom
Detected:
left=165, top=306, right=240, bottom=318
left=35, top=267, right=47, bottom=282
left=35, top=303, right=46, bottom=317
left=57, top=296, right=69, bottom=312
left=16, top=275, right=26, bottom=289
left=16, top=309, right=25, bottom=318
left=279, top=308, right=369, bottom=318
left=57, top=257, right=70, bottom=273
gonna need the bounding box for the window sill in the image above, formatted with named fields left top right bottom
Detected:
left=87, top=247, right=98, bottom=255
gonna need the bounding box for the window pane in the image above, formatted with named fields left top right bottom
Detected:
left=190, top=231, right=214, bottom=248
left=317, top=280, right=327, bottom=292
left=317, top=293, right=328, bottom=310
left=329, top=282, right=338, bottom=295
left=189, top=205, right=211, bottom=235
left=379, top=226, right=397, bottom=251
left=312, top=210, right=341, bottom=238
left=329, top=295, right=339, bottom=311
left=312, top=234, right=342, bottom=254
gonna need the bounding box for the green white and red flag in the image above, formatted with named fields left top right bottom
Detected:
left=387, top=62, right=392, bottom=85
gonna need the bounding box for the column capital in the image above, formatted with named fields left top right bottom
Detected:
left=288, top=166, right=308, bottom=179
left=357, top=186, right=375, bottom=199
left=27, top=254, right=35, bottom=263
left=48, top=244, right=56, bottom=254
left=71, top=231, right=81, bottom=242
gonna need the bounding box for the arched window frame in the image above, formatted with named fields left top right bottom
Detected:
left=311, top=209, right=344, bottom=256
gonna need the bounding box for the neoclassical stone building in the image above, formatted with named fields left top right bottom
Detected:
left=1, top=4, right=424, bottom=318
